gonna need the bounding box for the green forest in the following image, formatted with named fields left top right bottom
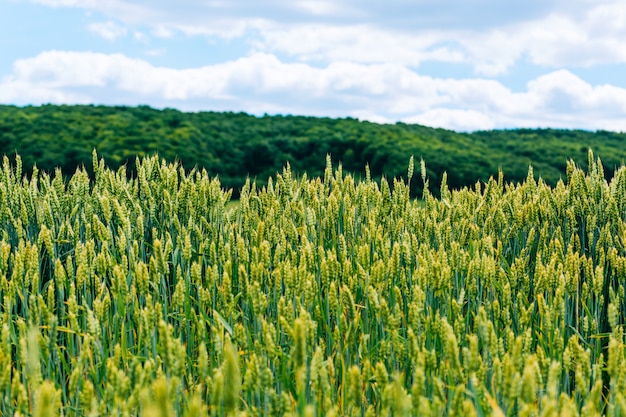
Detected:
left=1, top=104, right=625, bottom=196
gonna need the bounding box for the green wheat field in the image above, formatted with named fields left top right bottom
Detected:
left=1, top=151, right=626, bottom=416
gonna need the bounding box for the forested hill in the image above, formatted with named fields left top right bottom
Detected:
left=1, top=104, right=625, bottom=196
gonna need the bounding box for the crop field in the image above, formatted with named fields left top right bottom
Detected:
left=1, top=151, right=626, bottom=416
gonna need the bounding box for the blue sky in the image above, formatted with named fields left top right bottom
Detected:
left=2, top=0, right=626, bottom=131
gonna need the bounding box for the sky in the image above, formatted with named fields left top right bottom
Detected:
left=1, top=0, right=626, bottom=132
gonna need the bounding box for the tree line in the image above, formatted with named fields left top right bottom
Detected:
left=1, top=104, right=625, bottom=197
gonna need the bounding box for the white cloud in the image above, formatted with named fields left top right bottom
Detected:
left=527, top=70, right=626, bottom=114
left=22, top=0, right=626, bottom=74
left=3, top=51, right=626, bottom=131
left=254, top=4, right=626, bottom=75
left=511, top=10, right=626, bottom=69
left=404, top=109, right=496, bottom=132
left=0, top=78, right=90, bottom=103
left=252, top=25, right=463, bottom=68
left=88, top=21, right=127, bottom=40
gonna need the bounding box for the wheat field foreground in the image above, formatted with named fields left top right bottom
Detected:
left=1, top=151, right=626, bottom=416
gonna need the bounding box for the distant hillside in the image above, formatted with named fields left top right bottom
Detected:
left=1, top=104, right=625, bottom=196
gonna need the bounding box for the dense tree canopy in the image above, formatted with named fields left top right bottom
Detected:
left=1, top=104, right=624, bottom=197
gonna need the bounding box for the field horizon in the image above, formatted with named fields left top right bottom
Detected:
left=2, top=104, right=626, bottom=200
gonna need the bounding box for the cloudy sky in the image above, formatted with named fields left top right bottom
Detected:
left=2, top=0, right=626, bottom=131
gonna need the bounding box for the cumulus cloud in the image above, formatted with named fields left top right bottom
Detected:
left=2, top=50, right=626, bottom=131
left=528, top=70, right=626, bottom=115
left=255, top=4, right=626, bottom=75
left=0, top=79, right=90, bottom=104
left=23, top=0, right=626, bottom=74
left=251, top=25, right=464, bottom=68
